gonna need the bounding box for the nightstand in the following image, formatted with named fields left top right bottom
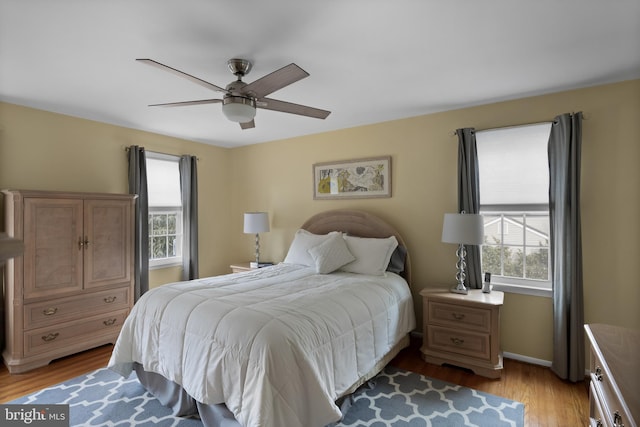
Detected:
left=230, top=262, right=254, bottom=273
left=420, top=288, right=504, bottom=379
left=230, top=262, right=275, bottom=273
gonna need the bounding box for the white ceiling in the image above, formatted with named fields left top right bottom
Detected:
left=1, top=0, right=639, bottom=148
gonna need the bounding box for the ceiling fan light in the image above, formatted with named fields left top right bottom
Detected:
left=222, top=96, right=256, bottom=123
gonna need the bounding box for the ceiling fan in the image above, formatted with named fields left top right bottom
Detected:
left=137, top=58, right=331, bottom=130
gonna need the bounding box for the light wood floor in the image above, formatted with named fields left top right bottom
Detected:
left=1, top=341, right=589, bottom=426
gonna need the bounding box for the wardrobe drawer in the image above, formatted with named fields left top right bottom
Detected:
left=427, top=301, right=492, bottom=333
left=24, top=309, right=128, bottom=356
left=426, top=325, right=491, bottom=360
left=24, top=287, right=130, bottom=329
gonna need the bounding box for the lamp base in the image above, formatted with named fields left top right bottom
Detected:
left=450, top=285, right=469, bottom=295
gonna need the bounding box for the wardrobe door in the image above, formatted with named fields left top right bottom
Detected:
left=23, top=198, right=84, bottom=299
left=83, top=199, right=132, bottom=289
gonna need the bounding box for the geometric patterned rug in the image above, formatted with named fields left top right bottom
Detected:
left=339, top=366, right=524, bottom=427
left=8, top=365, right=524, bottom=427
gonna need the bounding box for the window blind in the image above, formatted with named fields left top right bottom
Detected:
left=476, top=123, right=552, bottom=211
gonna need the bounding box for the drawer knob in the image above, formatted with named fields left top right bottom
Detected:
left=103, top=318, right=117, bottom=326
left=595, top=366, right=603, bottom=381
left=452, top=313, right=465, bottom=321
left=613, top=411, right=625, bottom=427
left=42, top=307, right=58, bottom=316
left=450, top=337, right=465, bottom=345
left=42, top=332, right=59, bottom=342
left=104, top=296, right=117, bottom=303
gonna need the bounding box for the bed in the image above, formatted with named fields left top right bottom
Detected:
left=108, top=209, right=416, bottom=427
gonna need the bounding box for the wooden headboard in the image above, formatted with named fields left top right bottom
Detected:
left=300, top=209, right=411, bottom=286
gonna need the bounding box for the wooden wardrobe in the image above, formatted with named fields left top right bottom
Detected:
left=2, top=190, right=135, bottom=374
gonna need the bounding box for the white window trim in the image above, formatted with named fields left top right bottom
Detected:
left=476, top=123, right=553, bottom=298
left=146, top=151, right=184, bottom=270
left=481, top=209, right=551, bottom=297
left=492, top=282, right=552, bottom=298
left=148, top=207, right=183, bottom=269
left=150, top=256, right=182, bottom=269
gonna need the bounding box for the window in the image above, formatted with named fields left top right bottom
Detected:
left=146, top=152, right=183, bottom=268
left=476, top=123, right=552, bottom=295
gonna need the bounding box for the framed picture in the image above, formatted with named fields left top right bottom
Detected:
left=313, top=156, right=391, bottom=199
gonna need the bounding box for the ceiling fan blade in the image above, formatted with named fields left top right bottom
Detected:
left=258, top=97, right=331, bottom=119
left=137, top=59, right=227, bottom=93
left=242, top=63, right=309, bottom=98
left=148, top=99, right=223, bottom=107
left=240, top=120, right=255, bottom=130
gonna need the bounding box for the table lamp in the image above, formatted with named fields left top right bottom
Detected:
left=244, top=212, right=270, bottom=268
left=441, top=212, right=484, bottom=294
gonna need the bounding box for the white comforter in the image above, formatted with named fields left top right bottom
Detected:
left=108, top=263, right=415, bottom=427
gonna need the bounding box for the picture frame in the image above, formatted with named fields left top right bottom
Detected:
left=313, top=156, right=391, bottom=199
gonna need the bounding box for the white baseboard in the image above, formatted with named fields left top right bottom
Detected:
left=503, top=352, right=552, bottom=367
left=503, top=353, right=589, bottom=378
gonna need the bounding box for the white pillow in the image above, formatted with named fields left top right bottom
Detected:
left=340, top=235, right=398, bottom=276
left=283, top=229, right=340, bottom=267
left=308, top=233, right=356, bottom=274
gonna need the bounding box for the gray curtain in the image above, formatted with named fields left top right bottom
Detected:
left=180, top=155, right=199, bottom=280
left=128, top=145, right=149, bottom=301
left=456, top=128, right=483, bottom=288
left=548, top=112, right=584, bottom=382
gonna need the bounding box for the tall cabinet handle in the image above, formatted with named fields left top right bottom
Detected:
left=78, top=236, right=90, bottom=249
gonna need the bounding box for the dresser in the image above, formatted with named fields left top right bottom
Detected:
left=585, top=324, right=639, bottom=427
left=420, top=288, right=504, bottom=379
left=2, top=190, right=135, bottom=374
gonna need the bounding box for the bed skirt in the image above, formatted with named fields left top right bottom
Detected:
left=133, top=334, right=410, bottom=427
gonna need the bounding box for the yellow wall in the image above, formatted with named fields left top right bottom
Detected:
left=1, top=78, right=639, bottom=361
left=0, top=103, right=233, bottom=284
left=230, top=79, right=640, bottom=361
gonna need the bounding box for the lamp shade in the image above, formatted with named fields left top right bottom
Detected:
left=244, top=212, right=270, bottom=234
left=441, top=213, right=484, bottom=245
left=223, top=97, right=256, bottom=123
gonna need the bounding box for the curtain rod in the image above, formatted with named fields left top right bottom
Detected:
left=122, top=145, right=200, bottom=161
left=450, top=112, right=586, bottom=137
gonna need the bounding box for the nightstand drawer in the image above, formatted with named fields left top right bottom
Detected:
left=427, top=325, right=491, bottom=360
left=428, top=301, right=492, bottom=333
